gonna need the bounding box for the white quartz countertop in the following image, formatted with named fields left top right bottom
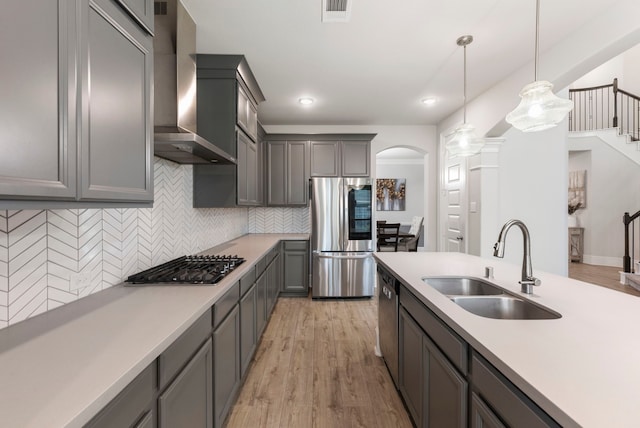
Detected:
left=0, top=233, right=308, bottom=428
left=374, top=252, right=640, bottom=428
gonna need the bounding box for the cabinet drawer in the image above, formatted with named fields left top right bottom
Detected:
left=240, top=267, right=256, bottom=296
left=213, top=281, right=240, bottom=327
left=159, top=310, right=212, bottom=389
left=86, top=362, right=156, bottom=428
left=471, top=352, right=560, bottom=428
left=268, top=247, right=279, bottom=264
left=400, top=285, right=468, bottom=375
left=283, top=241, right=308, bottom=251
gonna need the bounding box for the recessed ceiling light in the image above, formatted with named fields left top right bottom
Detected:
left=421, top=97, right=437, bottom=106
left=298, top=97, right=314, bottom=105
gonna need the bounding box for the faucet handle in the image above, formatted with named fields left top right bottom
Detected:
left=519, top=277, right=541, bottom=294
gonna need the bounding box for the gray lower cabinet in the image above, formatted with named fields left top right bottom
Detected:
left=256, top=269, right=268, bottom=337
left=213, top=304, right=240, bottom=428
left=240, top=282, right=257, bottom=377
left=471, top=352, right=561, bottom=428
left=158, top=339, right=213, bottom=428
left=281, top=241, right=309, bottom=296
left=266, top=253, right=281, bottom=314
left=0, top=0, right=153, bottom=207
left=85, top=362, right=156, bottom=428
left=399, top=307, right=424, bottom=426
left=266, top=141, right=309, bottom=206
left=399, top=287, right=468, bottom=428
left=395, top=283, right=561, bottom=428
left=470, top=393, right=506, bottom=428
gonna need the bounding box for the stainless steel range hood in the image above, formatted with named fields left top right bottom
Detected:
left=153, top=0, right=236, bottom=164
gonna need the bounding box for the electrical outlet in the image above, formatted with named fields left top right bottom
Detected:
left=69, top=272, right=92, bottom=291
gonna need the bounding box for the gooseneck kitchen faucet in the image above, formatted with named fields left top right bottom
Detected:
left=493, top=219, right=541, bottom=294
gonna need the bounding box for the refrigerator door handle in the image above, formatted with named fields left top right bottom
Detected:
left=314, top=252, right=372, bottom=260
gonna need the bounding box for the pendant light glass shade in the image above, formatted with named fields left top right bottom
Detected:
left=505, top=80, right=573, bottom=132
left=506, top=0, right=573, bottom=132
left=446, top=35, right=484, bottom=157
left=445, top=123, right=484, bottom=157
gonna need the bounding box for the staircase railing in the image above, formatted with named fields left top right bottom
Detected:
left=569, top=78, right=640, bottom=141
left=623, top=210, right=640, bottom=273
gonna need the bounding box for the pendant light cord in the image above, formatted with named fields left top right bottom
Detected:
left=534, top=0, right=540, bottom=81
left=463, top=42, right=467, bottom=124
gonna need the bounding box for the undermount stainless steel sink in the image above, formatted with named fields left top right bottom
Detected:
left=422, top=276, right=561, bottom=320
left=449, top=296, right=561, bottom=320
left=422, top=277, right=503, bottom=296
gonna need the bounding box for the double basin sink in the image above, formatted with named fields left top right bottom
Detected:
left=422, top=277, right=561, bottom=320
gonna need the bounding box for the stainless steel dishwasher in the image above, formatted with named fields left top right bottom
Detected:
left=377, top=264, right=399, bottom=388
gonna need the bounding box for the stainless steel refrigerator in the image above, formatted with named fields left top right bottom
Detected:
left=311, top=177, right=375, bottom=298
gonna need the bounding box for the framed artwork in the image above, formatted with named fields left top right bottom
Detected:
left=376, top=178, right=406, bottom=211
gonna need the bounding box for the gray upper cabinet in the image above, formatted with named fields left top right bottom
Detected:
left=309, top=138, right=373, bottom=177
left=81, top=0, right=153, bottom=202
left=266, top=141, right=309, bottom=206
left=194, top=55, right=265, bottom=208
left=310, top=141, right=340, bottom=177
left=115, top=0, right=154, bottom=34
left=0, top=0, right=153, bottom=207
left=341, top=140, right=371, bottom=177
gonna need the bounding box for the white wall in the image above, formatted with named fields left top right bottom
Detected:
left=572, top=43, right=640, bottom=95
left=265, top=125, right=438, bottom=250
left=568, top=136, right=640, bottom=266
left=496, top=124, right=569, bottom=276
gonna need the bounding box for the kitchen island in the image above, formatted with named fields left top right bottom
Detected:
left=0, top=233, right=307, bottom=428
left=374, top=251, right=640, bottom=428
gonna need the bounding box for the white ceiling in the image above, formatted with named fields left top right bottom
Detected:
left=182, top=0, right=624, bottom=126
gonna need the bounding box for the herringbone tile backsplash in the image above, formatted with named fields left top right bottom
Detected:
left=0, top=158, right=249, bottom=330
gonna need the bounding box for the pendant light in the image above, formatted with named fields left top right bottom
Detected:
left=445, top=35, right=484, bottom=157
left=505, top=0, right=573, bottom=132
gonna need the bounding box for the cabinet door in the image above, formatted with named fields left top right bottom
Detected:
left=256, top=271, right=268, bottom=336
left=236, top=132, right=248, bottom=204
left=282, top=241, right=309, bottom=295
left=267, top=253, right=281, bottom=315
left=240, top=283, right=257, bottom=377
left=158, top=339, right=213, bottom=428
left=213, top=305, right=240, bottom=428
left=115, top=0, right=153, bottom=33
left=423, top=334, right=467, bottom=428
left=0, top=0, right=77, bottom=200
left=246, top=137, right=258, bottom=204
left=267, top=141, right=287, bottom=205
left=236, top=84, right=249, bottom=135
left=80, top=0, right=153, bottom=202
left=399, top=307, right=423, bottom=427
left=341, top=141, right=370, bottom=177
left=471, top=393, right=506, bottom=428
left=310, top=141, right=340, bottom=177
left=287, top=141, right=308, bottom=205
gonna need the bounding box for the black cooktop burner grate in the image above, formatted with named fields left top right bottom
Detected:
left=125, top=255, right=245, bottom=285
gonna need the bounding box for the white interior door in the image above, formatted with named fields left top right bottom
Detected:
left=443, top=156, right=467, bottom=253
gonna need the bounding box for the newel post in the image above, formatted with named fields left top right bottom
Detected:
left=613, top=78, right=619, bottom=128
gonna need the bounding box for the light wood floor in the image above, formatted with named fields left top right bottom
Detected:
left=568, top=262, right=640, bottom=297
left=226, top=296, right=413, bottom=428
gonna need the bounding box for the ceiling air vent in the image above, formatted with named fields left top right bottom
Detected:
left=322, top=0, right=351, bottom=23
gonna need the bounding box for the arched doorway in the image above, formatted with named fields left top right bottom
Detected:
left=375, top=147, right=427, bottom=250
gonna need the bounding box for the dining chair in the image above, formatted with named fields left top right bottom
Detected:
left=377, top=222, right=401, bottom=252
left=398, top=216, right=423, bottom=252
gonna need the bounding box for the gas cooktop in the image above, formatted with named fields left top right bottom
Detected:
left=125, top=255, right=245, bottom=285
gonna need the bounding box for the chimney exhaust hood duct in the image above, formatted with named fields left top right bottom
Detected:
left=153, top=0, right=236, bottom=164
